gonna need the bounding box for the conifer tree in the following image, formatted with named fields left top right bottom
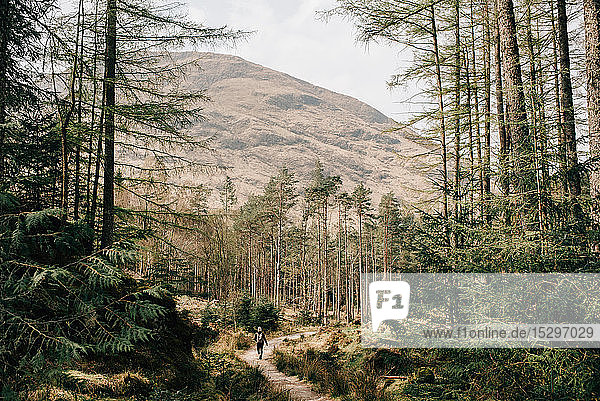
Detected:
left=585, top=0, right=600, bottom=223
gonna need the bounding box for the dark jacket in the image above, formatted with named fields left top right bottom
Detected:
left=254, top=331, right=268, bottom=345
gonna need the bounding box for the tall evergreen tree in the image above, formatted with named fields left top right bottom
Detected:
left=497, top=0, right=536, bottom=205
left=557, top=0, right=581, bottom=196
left=585, top=0, right=600, bottom=222
left=263, top=168, right=297, bottom=305
left=0, top=0, right=53, bottom=187
left=220, top=175, right=237, bottom=216
left=101, top=0, right=117, bottom=248
left=352, top=182, right=371, bottom=278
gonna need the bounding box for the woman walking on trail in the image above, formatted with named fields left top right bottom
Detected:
left=254, top=327, right=268, bottom=359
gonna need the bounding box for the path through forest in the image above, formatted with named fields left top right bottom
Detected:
left=239, top=331, right=333, bottom=401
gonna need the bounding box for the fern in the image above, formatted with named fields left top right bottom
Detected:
left=0, top=195, right=171, bottom=387
left=0, top=193, right=19, bottom=211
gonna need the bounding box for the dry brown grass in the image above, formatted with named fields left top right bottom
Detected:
left=24, top=370, right=151, bottom=400
left=66, top=370, right=149, bottom=393
left=25, top=386, right=79, bottom=401
left=209, top=329, right=254, bottom=353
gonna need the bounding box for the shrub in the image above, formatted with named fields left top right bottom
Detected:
left=273, top=350, right=301, bottom=376
left=347, top=368, right=388, bottom=401
left=188, top=307, right=219, bottom=348
left=230, top=331, right=253, bottom=350
left=251, top=297, right=280, bottom=331
left=275, top=347, right=390, bottom=401
left=232, top=293, right=280, bottom=332
left=215, top=330, right=253, bottom=351
left=232, top=293, right=254, bottom=330
left=0, top=197, right=171, bottom=389
left=296, top=309, right=317, bottom=326
left=214, top=362, right=289, bottom=401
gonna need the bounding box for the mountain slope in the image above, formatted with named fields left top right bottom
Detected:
left=174, top=52, right=435, bottom=206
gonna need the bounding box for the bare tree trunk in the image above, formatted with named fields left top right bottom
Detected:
left=301, top=211, right=308, bottom=310
left=431, top=6, right=449, bottom=241
left=316, top=212, right=322, bottom=319
left=470, top=2, right=484, bottom=222
left=74, top=148, right=80, bottom=219
left=74, top=0, right=85, bottom=221
left=344, top=207, right=351, bottom=322
left=60, top=0, right=84, bottom=223
left=250, top=234, right=256, bottom=297
left=557, top=0, right=582, bottom=196
left=526, top=6, right=545, bottom=230
left=337, top=203, right=342, bottom=320
left=357, top=209, right=363, bottom=316
left=101, top=0, right=117, bottom=248
left=89, top=99, right=104, bottom=231
left=465, top=49, right=475, bottom=220
left=323, top=202, right=329, bottom=322
left=85, top=0, right=100, bottom=220
left=534, top=15, right=550, bottom=190
left=498, top=0, right=535, bottom=200
left=0, top=0, right=8, bottom=183
left=550, top=1, right=568, bottom=194
left=453, top=0, right=461, bottom=244
left=483, top=0, right=492, bottom=215
left=494, top=6, right=509, bottom=196
left=584, top=0, right=600, bottom=222
left=275, top=188, right=282, bottom=306
left=383, top=211, right=389, bottom=277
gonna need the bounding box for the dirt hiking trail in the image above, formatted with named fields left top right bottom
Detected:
left=239, top=331, right=334, bottom=401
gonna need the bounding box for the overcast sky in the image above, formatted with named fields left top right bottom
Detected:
left=186, top=0, right=418, bottom=119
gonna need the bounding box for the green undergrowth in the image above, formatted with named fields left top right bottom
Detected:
left=10, top=298, right=289, bottom=401
left=273, top=327, right=600, bottom=401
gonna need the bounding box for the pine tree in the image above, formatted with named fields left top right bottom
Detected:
left=585, top=0, right=600, bottom=225
left=377, top=192, right=402, bottom=276
left=263, top=168, right=297, bottom=305
left=352, top=182, right=371, bottom=280
left=220, top=175, right=238, bottom=217
left=101, top=0, right=117, bottom=248
left=0, top=0, right=54, bottom=188
left=497, top=0, right=536, bottom=210
left=557, top=0, right=581, bottom=197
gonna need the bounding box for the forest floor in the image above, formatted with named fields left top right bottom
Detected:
left=20, top=296, right=292, bottom=401
left=238, top=331, right=334, bottom=401
left=176, top=294, right=334, bottom=399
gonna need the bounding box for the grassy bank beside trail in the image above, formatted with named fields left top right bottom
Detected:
left=273, top=326, right=600, bottom=401
left=9, top=296, right=289, bottom=401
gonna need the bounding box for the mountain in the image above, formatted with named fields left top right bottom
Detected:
left=166, top=52, right=435, bottom=207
